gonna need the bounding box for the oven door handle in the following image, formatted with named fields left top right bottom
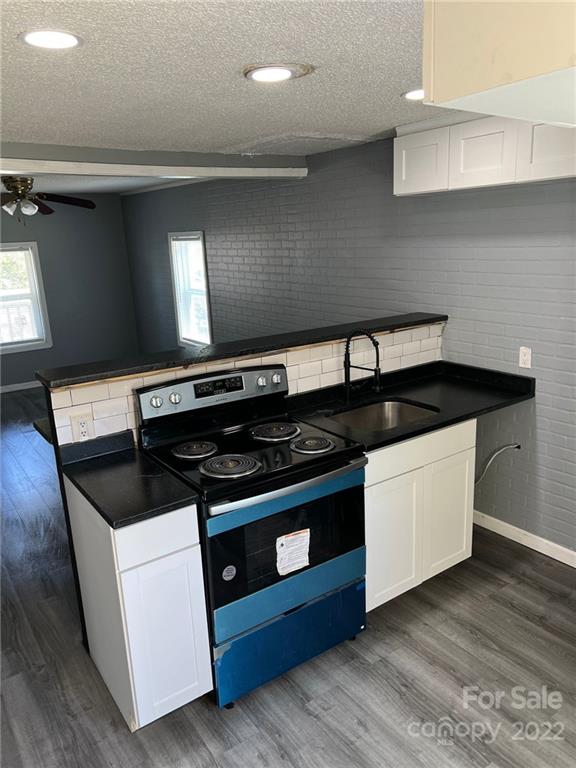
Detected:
left=208, top=456, right=367, bottom=517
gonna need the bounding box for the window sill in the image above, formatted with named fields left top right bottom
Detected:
left=1, top=339, right=53, bottom=355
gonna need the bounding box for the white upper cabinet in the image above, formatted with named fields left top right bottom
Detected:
left=448, top=117, right=519, bottom=190
left=394, top=118, right=575, bottom=195
left=393, top=127, right=449, bottom=195
left=516, top=123, right=576, bottom=182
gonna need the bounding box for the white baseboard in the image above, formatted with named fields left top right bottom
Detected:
left=474, top=510, right=576, bottom=568
left=0, top=380, right=42, bottom=393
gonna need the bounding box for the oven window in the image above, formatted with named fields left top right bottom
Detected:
left=208, top=483, right=364, bottom=609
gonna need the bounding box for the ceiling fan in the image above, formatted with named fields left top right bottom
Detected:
left=1, top=176, right=96, bottom=219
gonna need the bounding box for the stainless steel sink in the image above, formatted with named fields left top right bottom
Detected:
left=326, top=400, right=437, bottom=432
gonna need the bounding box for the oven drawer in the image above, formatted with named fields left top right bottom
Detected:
left=213, top=546, right=365, bottom=643
left=213, top=580, right=366, bottom=707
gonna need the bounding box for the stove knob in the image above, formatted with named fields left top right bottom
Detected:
left=169, top=392, right=182, bottom=405
left=150, top=395, right=163, bottom=409
left=271, top=373, right=282, bottom=385
left=257, top=376, right=267, bottom=388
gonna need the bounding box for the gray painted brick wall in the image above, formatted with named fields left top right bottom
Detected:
left=122, top=140, right=576, bottom=551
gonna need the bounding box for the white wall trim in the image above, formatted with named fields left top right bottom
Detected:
left=474, top=510, right=576, bottom=568
left=0, top=380, right=42, bottom=393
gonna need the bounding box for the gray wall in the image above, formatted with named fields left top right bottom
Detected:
left=1, top=195, right=139, bottom=386
left=122, top=140, right=575, bottom=551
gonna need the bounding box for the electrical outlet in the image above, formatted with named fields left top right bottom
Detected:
left=519, top=346, right=532, bottom=369
left=71, top=413, right=94, bottom=441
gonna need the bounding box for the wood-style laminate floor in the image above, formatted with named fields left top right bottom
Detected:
left=2, top=389, right=575, bottom=768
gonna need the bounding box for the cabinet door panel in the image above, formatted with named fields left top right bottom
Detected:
left=516, top=123, right=576, bottom=182
left=365, top=470, right=423, bottom=611
left=121, top=546, right=213, bottom=727
left=421, top=448, right=475, bottom=580
left=449, top=117, right=518, bottom=189
left=394, top=127, right=449, bottom=195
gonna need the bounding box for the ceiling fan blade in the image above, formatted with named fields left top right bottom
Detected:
left=31, top=197, right=55, bottom=215
left=1, top=193, right=15, bottom=204
left=38, top=193, right=96, bottom=210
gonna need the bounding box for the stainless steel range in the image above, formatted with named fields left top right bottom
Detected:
left=136, top=365, right=367, bottom=708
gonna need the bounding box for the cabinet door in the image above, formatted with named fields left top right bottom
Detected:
left=393, top=127, right=449, bottom=195
left=421, top=448, right=475, bottom=580
left=120, top=546, right=213, bottom=728
left=516, top=123, right=576, bottom=182
left=365, top=469, right=424, bottom=611
left=449, top=117, right=519, bottom=189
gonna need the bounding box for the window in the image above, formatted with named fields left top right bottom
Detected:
left=169, top=232, right=212, bottom=345
left=0, top=242, right=52, bottom=353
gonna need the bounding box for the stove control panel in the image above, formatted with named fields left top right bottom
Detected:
left=137, top=365, right=288, bottom=421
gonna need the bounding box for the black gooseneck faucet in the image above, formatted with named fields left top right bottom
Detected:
left=343, top=330, right=382, bottom=404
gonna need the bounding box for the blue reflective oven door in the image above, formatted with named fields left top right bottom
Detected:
left=213, top=580, right=366, bottom=707
left=205, top=458, right=366, bottom=613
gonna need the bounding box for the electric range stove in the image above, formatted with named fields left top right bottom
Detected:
left=135, top=364, right=367, bottom=708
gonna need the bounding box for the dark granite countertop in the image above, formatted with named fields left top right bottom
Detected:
left=290, top=361, right=535, bottom=451
left=36, top=312, right=447, bottom=389
left=60, top=360, right=534, bottom=528
left=63, top=447, right=197, bottom=528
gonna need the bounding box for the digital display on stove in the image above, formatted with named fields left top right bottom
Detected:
left=194, top=376, right=244, bottom=399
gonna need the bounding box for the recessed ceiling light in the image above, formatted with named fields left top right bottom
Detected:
left=403, top=88, right=425, bottom=101
left=243, top=64, right=314, bottom=83
left=22, top=30, right=81, bottom=49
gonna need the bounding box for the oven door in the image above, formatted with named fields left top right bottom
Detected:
left=205, top=457, right=366, bottom=642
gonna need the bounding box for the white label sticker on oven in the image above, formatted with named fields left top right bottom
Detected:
left=276, top=528, right=310, bottom=576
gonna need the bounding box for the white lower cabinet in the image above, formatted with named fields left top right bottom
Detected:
left=365, top=469, right=423, bottom=610
left=64, top=478, right=213, bottom=731
left=120, top=547, right=213, bottom=728
left=421, top=448, right=475, bottom=580
left=365, top=421, right=476, bottom=612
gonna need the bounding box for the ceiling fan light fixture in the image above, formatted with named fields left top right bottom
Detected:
left=20, top=199, right=39, bottom=216
left=22, top=30, right=81, bottom=49
left=2, top=200, right=17, bottom=216
left=243, top=63, right=314, bottom=83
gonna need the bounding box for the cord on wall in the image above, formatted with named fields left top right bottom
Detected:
left=475, top=444, right=521, bottom=486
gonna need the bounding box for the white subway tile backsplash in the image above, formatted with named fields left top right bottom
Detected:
left=141, top=371, right=177, bottom=386
left=308, top=344, right=333, bottom=361
left=56, top=425, right=73, bottom=445
left=93, top=414, right=127, bottom=437
left=177, top=364, right=207, bottom=378
left=401, top=353, right=421, bottom=368
left=322, top=357, right=341, bottom=373
left=107, top=377, right=144, bottom=398
left=297, top=375, right=321, bottom=393
left=51, top=390, right=72, bottom=409
left=420, top=337, right=439, bottom=352
left=286, top=365, right=300, bottom=381
left=92, top=396, right=129, bottom=420
left=286, top=347, right=310, bottom=365
left=54, top=404, right=94, bottom=428
left=52, top=322, right=444, bottom=446
left=418, top=350, right=437, bottom=364
left=411, top=326, right=430, bottom=341
left=393, top=330, right=412, bottom=345
left=402, top=341, right=421, bottom=356
left=261, top=352, right=287, bottom=365
left=384, top=344, right=403, bottom=359
left=71, top=382, right=109, bottom=405
left=299, top=361, right=322, bottom=378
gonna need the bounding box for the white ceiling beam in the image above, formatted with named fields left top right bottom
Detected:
left=0, top=158, right=308, bottom=179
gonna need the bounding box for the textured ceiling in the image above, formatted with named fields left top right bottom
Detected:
left=1, top=0, right=457, bottom=156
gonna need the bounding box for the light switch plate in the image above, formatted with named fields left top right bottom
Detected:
left=519, top=346, right=532, bottom=368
